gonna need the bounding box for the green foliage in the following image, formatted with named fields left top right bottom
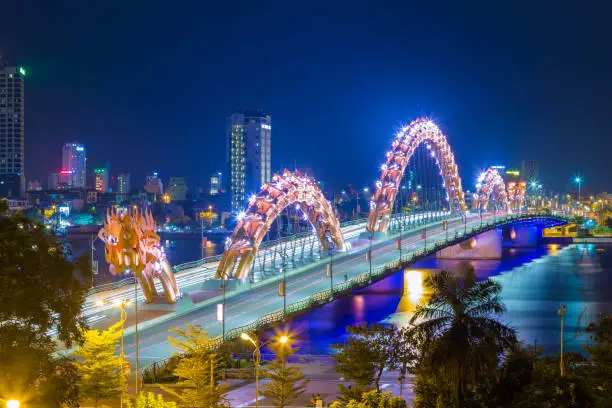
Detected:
left=261, top=342, right=309, bottom=407
left=126, top=392, right=177, bottom=408
left=160, top=324, right=228, bottom=408
left=74, top=321, right=126, bottom=407
left=333, top=322, right=417, bottom=404
left=582, top=314, right=612, bottom=406
left=410, top=268, right=516, bottom=406
left=0, top=205, right=91, bottom=404
left=142, top=355, right=180, bottom=384
left=332, top=389, right=407, bottom=408
left=332, top=331, right=376, bottom=391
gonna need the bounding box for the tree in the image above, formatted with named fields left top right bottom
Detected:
left=161, top=324, right=228, bottom=408
left=74, top=321, right=126, bottom=407
left=127, top=392, right=177, bottom=408
left=332, top=332, right=376, bottom=393
left=392, top=327, right=419, bottom=398
left=582, top=314, right=612, bottom=406
left=333, top=323, right=399, bottom=391
left=0, top=202, right=91, bottom=404
left=330, top=390, right=407, bottom=408
left=261, top=341, right=309, bottom=407
left=410, top=268, right=516, bottom=406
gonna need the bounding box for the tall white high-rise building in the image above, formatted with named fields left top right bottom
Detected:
left=62, top=142, right=87, bottom=187
left=226, top=110, right=271, bottom=212
left=0, top=56, right=25, bottom=198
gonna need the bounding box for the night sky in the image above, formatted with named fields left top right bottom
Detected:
left=1, top=1, right=611, bottom=193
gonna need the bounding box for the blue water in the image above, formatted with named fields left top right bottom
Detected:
left=276, top=231, right=612, bottom=356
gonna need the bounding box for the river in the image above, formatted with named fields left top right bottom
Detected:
left=273, top=237, right=612, bottom=356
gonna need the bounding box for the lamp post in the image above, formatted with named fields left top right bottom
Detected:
left=368, top=231, right=373, bottom=281
left=95, top=297, right=131, bottom=407
left=5, top=400, right=20, bottom=408
left=575, top=176, right=582, bottom=204
left=200, top=215, right=204, bottom=259
left=241, top=333, right=289, bottom=408
left=328, top=240, right=335, bottom=294
left=558, top=304, right=567, bottom=377
left=133, top=275, right=139, bottom=394
left=398, top=216, right=403, bottom=260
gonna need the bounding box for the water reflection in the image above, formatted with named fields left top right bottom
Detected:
left=393, top=269, right=430, bottom=326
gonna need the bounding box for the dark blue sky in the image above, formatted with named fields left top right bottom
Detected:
left=2, top=1, right=611, bottom=193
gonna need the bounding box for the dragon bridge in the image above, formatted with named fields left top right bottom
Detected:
left=216, top=170, right=345, bottom=280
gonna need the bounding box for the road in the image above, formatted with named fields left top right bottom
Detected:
left=112, top=212, right=499, bottom=367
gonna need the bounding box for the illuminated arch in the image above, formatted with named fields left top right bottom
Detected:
left=507, top=181, right=526, bottom=211
left=367, top=118, right=467, bottom=232
left=473, top=168, right=509, bottom=211
left=216, top=170, right=345, bottom=279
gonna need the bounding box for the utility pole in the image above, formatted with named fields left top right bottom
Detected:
left=329, top=244, right=334, bottom=294
left=398, top=218, right=402, bottom=260
left=134, top=278, right=139, bottom=394
left=558, top=304, right=567, bottom=377
left=90, top=235, right=95, bottom=287
left=368, top=231, right=373, bottom=281
left=222, top=280, right=226, bottom=341
left=210, top=354, right=215, bottom=403
left=201, top=216, right=204, bottom=259
left=281, top=250, right=287, bottom=316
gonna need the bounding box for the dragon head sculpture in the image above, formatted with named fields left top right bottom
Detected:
left=98, top=207, right=179, bottom=303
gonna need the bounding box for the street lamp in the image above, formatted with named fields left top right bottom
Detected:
left=558, top=304, right=567, bottom=377
left=327, top=240, right=335, bottom=294
left=240, top=334, right=289, bottom=408
left=132, top=272, right=140, bottom=394
left=6, top=400, right=20, bottom=408
left=368, top=231, right=373, bottom=281
left=95, top=297, right=131, bottom=408
left=574, top=176, right=582, bottom=203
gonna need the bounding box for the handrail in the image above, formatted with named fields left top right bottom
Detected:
left=140, top=212, right=571, bottom=376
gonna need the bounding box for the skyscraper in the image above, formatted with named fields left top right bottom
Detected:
left=62, top=142, right=87, bottom=187
left=117, top=173, right=131, bottom=194
left=145, top=172, right=163, bottom=195
left=210, top=172, right=222, bottom=195
left=0, top=56, right=25, bottom=198
left=168, top=177, right=187, bottom=201
left=94, top=167, right=109, bottom=193
left=227, top=110, right=271, bottom=212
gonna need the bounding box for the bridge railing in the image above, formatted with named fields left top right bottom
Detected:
left=142, top=212, right=570, bottom=378
left=86, top=212, right=440, bottom=297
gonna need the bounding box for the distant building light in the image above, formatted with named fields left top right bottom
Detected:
left=261, top=123, right=271, bottom=130
left=76, top=146, right=84, bottom=151
left=491, top=165, right=505, bottom=170
left=505, top=170, right=520, bottom=176
left=19, top=67, right=26, bottom=76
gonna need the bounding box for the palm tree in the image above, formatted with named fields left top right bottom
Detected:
left=410, top=267, right=516, bottom=405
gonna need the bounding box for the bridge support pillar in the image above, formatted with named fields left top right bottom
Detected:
left=437, top=229, right=502, bottom=260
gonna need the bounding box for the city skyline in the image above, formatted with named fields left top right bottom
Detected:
left=1, top=2, right=611, bottom=194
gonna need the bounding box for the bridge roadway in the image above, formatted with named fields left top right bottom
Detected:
left=81, top=212, right=441, bottom=326
left=100, top=212, right=501, bottom=367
